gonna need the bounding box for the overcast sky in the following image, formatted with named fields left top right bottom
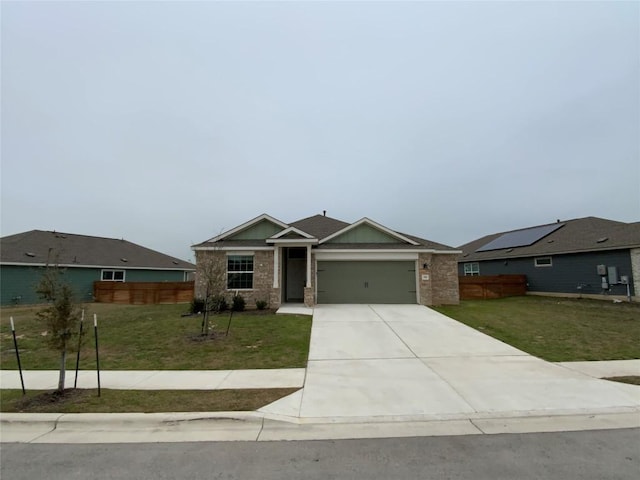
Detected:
left=2, top=1, right=638, bottom=262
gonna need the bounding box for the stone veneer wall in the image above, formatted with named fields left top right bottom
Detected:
left=196, top=248, right=460, bottom=308
left=418, top=253, right=433, bottom=306
left=194, top=249, right=280, bottom=309
left=298, top=255, right=318, bottom=307
left=631, top=248, right=640, bottom=301
left=418, top=252, right=460, bottom=305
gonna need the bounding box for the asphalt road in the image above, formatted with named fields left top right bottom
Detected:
left=1, top=428, right=638, bottom=480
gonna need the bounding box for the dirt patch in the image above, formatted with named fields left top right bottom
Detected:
left=13, top=388, right=89, bottom=411
left=187, top=332, right=229, bottom=343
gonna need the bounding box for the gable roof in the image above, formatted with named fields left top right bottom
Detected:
left=203, top=213, right=288, bottom=243
left=268, top=226, right=316, bottom=240
left=1, top=230, right=195, bottom=270
left=459, top=217, right=640, bottom=262
left=319, top=217, right=420, bottom=245
left=193, top=213, right=459, bottom=252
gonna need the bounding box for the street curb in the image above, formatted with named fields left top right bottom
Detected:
left=1, top=408, right=639, bottom=444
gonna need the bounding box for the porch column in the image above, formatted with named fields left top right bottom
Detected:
left=273, top=247, right=279, bottom=288
left=306, top=245, right=312, bottom=288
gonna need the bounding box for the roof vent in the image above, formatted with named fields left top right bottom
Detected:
left=25, top=252, right=36, bottom=257
left=547, top=239, right=554, bottom=243
left=596, top=237, right=608, bottom=243
left=505, top=248, right=513, bottom=253
left=172, top=260, right=179, bottom=265
left=120, top=258, right=128, bottom=262
left=463, top=253, right=469, bottom=257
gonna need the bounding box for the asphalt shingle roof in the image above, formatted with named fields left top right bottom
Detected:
left=194, top=213, right=458, bottom=251
left=1, top=230, right=195, bottom=270
left=289, top=215, right=350, bottom=239
left=459, top=217, right=640, bottom=261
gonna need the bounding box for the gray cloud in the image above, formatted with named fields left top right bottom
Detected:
left=2, top=1, right=638, bottom=261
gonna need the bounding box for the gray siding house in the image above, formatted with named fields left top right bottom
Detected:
left=192, top=213, right=461, bottom=307
left=458, top=217, right=640, bottom=301
left=1, top=230, right=195, bottom=305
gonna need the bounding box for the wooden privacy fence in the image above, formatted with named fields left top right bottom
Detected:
left=94, top=281, right=194, bottom=305
left=459, top=275, right=527, bottom=300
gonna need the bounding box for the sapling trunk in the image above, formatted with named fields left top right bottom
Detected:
left=58, top=349, right=66, bottom=392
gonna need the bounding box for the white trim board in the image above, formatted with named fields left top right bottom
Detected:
left=314, top=251, right=419, bottom=261
left=266, top=239, right=319, bottom=245
left=192, top=246, right=274, bottom=251
left=268, top=226, right=315, bottom=240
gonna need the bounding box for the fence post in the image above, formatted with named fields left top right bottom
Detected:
left=10, top=317, right=26, bottom=395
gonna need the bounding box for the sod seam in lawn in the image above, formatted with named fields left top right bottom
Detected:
left=1, top=304, right=312, bottom=370
left=434, top=296, right=640, bottom=362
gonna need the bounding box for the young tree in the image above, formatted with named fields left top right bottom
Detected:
left=36, top=264, right=83, bottom=392
left=195, top=249, right=227, bottom=336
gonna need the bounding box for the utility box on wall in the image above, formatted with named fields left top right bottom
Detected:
left=596, top=264, right=607, bottom=276
left=607, top=266, right=619, bottom=285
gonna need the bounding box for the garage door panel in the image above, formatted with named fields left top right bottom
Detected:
left=317, top=261, right=416, bottom=304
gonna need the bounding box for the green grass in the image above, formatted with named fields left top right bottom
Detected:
left=0, top=388, right=299, bottom=413
left=434, top=296, right=640, bottom=362
left=1, top=304, right=312, bottom=370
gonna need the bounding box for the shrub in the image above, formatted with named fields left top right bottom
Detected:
left=191, top=298, right=206, bottom=314
left=256, top=299, right=268, bottom=310
left=209, top=295, right=228, bottom=313
left=232, top=294, right=246, bottom=312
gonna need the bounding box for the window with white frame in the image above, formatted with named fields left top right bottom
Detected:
left=102, top=269, right=125, bottom=281
left=534, top=257, right=552, bottom=267
left=227, top=255, right=254, bottom=289
left=463, top=262, right=480, bottom=276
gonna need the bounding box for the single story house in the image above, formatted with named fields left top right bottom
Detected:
left=458, top=217, right=640, bottom=301
left=192, top=213, right=460, bottom=307
left=0, top=230, right=196, bottom=305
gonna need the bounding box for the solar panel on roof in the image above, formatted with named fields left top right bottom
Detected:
left=476, top=223, right=564, bottom=252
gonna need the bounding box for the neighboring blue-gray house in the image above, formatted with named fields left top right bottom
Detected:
left=458, top=217, right=640, bottom=301
left=1, top=230, right=195, bottom=305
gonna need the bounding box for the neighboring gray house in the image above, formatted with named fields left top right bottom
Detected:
left=458, top=217, right=640, bottom=301
left=1, top=230, right=195, bottom=305
left=192, top=213, right=461, bottom=307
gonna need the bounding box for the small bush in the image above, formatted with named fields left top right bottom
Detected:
left=190, top=298, right=205, bottom=314
left=256, top=299, right=268, bottom=310
left=209, top=295, right=228, bottom=313
left=232, top=294, right=246, bottom=312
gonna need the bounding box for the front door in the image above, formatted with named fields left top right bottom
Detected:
left=285, top=247, right=306, bottom=302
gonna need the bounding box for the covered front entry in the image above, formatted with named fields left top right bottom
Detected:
left=283, top=247, right=307, bottom=302
left=317, top=260, right=417, bottom=304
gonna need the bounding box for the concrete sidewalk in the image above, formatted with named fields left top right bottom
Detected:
left=1, top=360, right=636, bottom=391
left=0, top=368, right=305, bottom=391
left=2, top=304, right=638, bottom=444
left=557, top=360, right=640, bottom=378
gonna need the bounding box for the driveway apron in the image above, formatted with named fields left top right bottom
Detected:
left=260, top=305, right=640, bottom=421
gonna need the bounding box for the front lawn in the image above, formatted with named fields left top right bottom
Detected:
left=0, top=388, right=298, bottom=413
left=1, top=303, right=312, bottom=370
left=434, top=296, right=640, bottom=362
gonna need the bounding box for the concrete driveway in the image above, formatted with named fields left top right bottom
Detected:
left=260, top=304, right=639, bottom=421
